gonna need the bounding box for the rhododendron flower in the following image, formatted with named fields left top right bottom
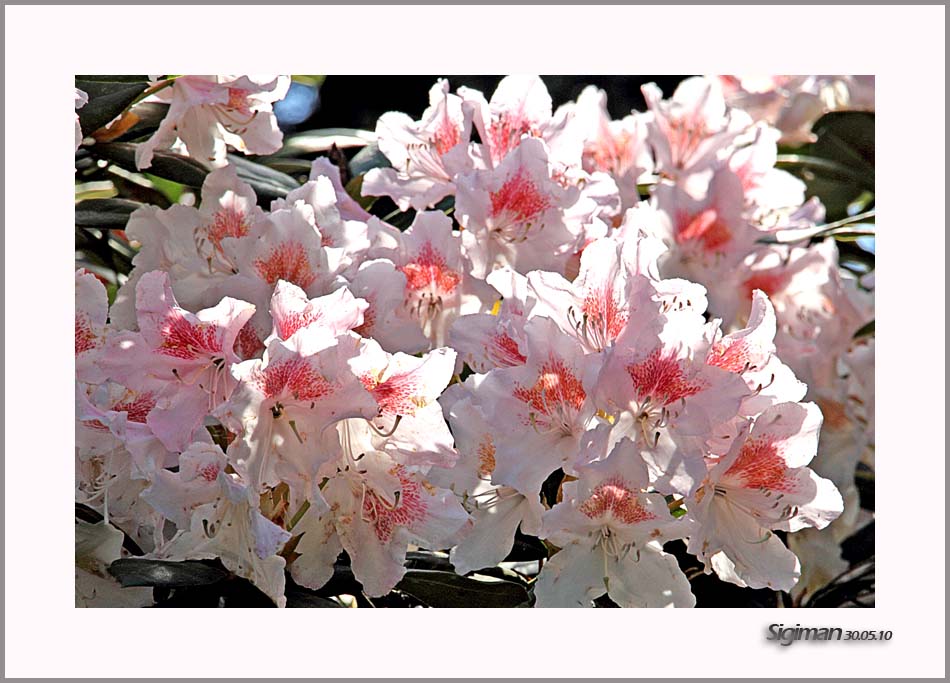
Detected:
left=273, top=175, right=371, bottom=280
left=372, top=211, right=492, bottom=348
left=647, top=165, right=822, bottom=327
left=456, top=137, right=597, bottom=278
left=307, top=157, right=373, bottom=222
left=687, top=402, right=843, bottom=591
left=704, top=290, right=806, bottom=418
left=292, top=450, right=470, bottom=597
left=135, top=74, right=291, bottom=169
left=739, top=239, right=871, bottom=388
left=466, top=316, right=603, bottom=495
left=151, top=462, right=291, bottom=606
left=346, top=340, right=459, bottom=468
left=433, top=389, right=544, bottom=575
left=193, top=165, right=271, bottom=275
left=363, top=79, right=476, bottom=210
left=99, top=270, right=256, bottom=452
left=726, top=123, right=807, bottom=217
left=460, top=75, right=581, bottom=169
left=643, top=76, right=751, bottom=179
left=76, top=379, right=194, bottom=479
left=558, top=85, right=654, bottom=209
left=449, top=267, right=533, bottom=372
left=268, top=279, right=367, bottom=343
left=140, top=441, right=229, bottom=528
left=535, top=439, right=695, bottom=607
left=76, top=269, right=109, bottom=383
left=223, top=200, right=333, bottom=342
left=718, top=75, right=874, bottom=145
left=651, top=168, right=758, bottom=274
left=522, top=230, right=668, bottom=353
left=111, top=166, right=268, bottom=328
left=75, top=382, right=181, bottom=551
left=217, top=331, right=377, bottom=499
left=593, top=299, right=750, bottom=495
left=344, top=258, right=429, bottom=354
left=75, top=88, right=88, bottom=150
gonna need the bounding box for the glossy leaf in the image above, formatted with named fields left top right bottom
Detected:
left=108, top=558, right=231, bottom=588
left=278, top=128, right=376, bottom=156
left=853, top=319, right=875, bottom=339
left=395, top=570, right=529, bottom=608
left=348, top=141, right=391, bottom=177
left=76, top=78, right=150, bottom=136
left=779, top=112, right=875, bottom=221
left=92, top=142, right=209, bottom=188
left=344, top=174, right=377, bottom=211
left=227, top=154, right=300, bottom=200
left=75, top=198, right=144, bottom=229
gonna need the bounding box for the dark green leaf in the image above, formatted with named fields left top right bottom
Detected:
left=348, top=142, right=391, bottom=177
left=853, top=319, right=874, bottom=339
left=404, top=550, right=454, bottom=572
left=780, top=112, right=875, bottom=222
left=278, top=128, right=376, bottom=156
left=76, top=79, right=150, bottom=136
left=257, top=157, right=315, bottom=176
left=383, top=207, right=417, bottom=231
left=119, top=102, right=171, bottom=140
left=775, top=154, right=863, bottom=183
left=756, top=210, right=875, bottom=245
left=855, top=462, right=875, bottom=512
left=76, top=75, right=151, bottom=83
left=227, top=154, right=300, bottom=200
left=433, top=195, right=455, bottom=213
left=108, top=558, right=230, bottom=588
left=93, top=142, right=209, bottom=188
left=285, top=587, right=344, bottom=608
left=75, top=198, right=144, bottom=229
left=505, top=530, right=549, bottom=562
left=395, top=569, right=529, bottom=608
left=345, top=174, right=377, bottom=211
left=810, top=112, right=874, bottom=173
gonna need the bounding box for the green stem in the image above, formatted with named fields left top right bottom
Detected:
left=129, top=78, right=176, bottom=108
left=287, top=500, right=311, bottom=531
left=817, top=209, right=875, bottom=232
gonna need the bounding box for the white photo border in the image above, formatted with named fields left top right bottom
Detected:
left=4, top=3, right=945, bottom=679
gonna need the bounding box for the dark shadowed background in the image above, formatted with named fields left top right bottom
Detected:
left=275, top=75, right=691, bottom=133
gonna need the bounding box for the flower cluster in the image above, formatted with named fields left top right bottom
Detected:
left=76, top=74, right=873, bottom=607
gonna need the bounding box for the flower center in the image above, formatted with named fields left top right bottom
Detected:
left=513, top=357, right=586, bottom=434
left=676, top=208, right=732, bottom=252
left=254, top=241, right=317, bottom=289
left=253, top=358, right=333, bottom=403
left=580, top=477, right=656, bottom=525
left=75, top=316, right=97, bottom=355
left=489, top=167, right=551, bottom=242
left=158, top=310, right=223, bottom=360
left=400, top=242, right=461, bottom=295
left=665, top=114, right=710, bottom=170
left=489, top=113, right=536, bottom=164
left=360, top=467, right=427, bottom=542
left=627, top=349, right=704, bottom=408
